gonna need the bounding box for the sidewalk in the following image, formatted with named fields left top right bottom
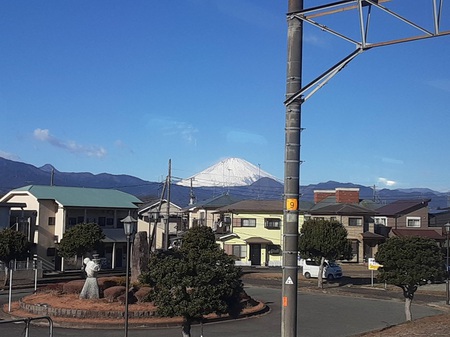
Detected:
left=241, top=264, right=450, bottom=309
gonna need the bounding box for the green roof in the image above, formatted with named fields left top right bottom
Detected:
left=13, top=185, right=141, bottom=208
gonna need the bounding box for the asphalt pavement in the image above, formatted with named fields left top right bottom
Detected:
left=0, top=286, right=444, bottom=337
left=1, top=264, right=449, bottom=337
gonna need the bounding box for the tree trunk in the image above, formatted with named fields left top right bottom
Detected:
left=181, top=318, right=192, bottom=337
left=317, top=256, right=325, bottom=289
left=405, top=297, right=412, bottom=321
left=401, top=284, right=416, bottom=322
left=2, top=266, right=8, bottom=288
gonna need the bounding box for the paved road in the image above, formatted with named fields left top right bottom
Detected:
left=0, top=286, right=444, bottom=337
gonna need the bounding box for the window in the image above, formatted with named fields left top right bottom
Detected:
left=349, top=217, right=362, bottom=226
left=232, top=245, right=247, bottom=259
left=268, top=245, right=281, bottom=255
left=374, top=217, right=388, bottom=226
left=46, top=248, right=56, bottom=257
left=265, top=218, right=281, bottom=229
left=407, top=217, right=421, bottom=228
left=98, top=217, right=106, bottom=226
left=48, top=217, right=55, bottom=226
left=241, top=218, right=256, bottom=227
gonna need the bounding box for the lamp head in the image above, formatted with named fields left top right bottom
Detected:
left=444, top=222, right=450, bottom=235
left=121, top=214, right=137, bottom=236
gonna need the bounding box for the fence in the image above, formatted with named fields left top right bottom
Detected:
left=0, top=316, right=53, bottom=337
left=0, top=259, right=43, bottom=271
left=0, top=259, right=43, bottom=284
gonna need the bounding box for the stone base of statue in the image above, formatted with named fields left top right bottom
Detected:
left=79, top=277, right=99, bottom=299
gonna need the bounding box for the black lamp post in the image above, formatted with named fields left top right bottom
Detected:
left=121, top=213, right=137, bottom=337
left=445, top=222, right=450, bottom=305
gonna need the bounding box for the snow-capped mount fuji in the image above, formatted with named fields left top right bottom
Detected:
left=176, top=158, right=281, bottom=187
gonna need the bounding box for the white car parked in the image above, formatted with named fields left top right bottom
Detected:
left=300, top=259, right=343, bottom=280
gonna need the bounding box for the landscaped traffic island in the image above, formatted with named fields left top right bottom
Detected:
left=4, top=276, right=267, bottom=328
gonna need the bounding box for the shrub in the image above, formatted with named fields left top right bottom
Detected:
left=103, top=285, right=126, bottom=303
left=117, top=286, right=137, bottom=305
left=134, top=286, right=152, bottom=303
left=98, top=277, right=122, bottom=291
left=39, top=283, right=64, bottom=295
left=62, top=280, right=85, bottom=294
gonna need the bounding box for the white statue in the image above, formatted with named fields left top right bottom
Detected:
left=80, top=257, right=101, bottom=299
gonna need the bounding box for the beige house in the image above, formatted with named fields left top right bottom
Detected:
left=0, top=185, right=142, bottom=271
left=182, top=193, right=244, bottom=230
left=215, top=199, right=311, bottom=267
left=137, top=198, right=185, bottom=250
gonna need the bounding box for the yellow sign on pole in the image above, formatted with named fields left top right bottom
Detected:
left=368, top=258, right=383, bottom=270
left=286, top=198, right=298, bottom=210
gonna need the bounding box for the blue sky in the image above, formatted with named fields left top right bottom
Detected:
left=1, top=1, right=449, bottom=191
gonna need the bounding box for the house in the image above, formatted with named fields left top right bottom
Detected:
left=137, top=198, right=185, bottom=250
left=0, top=185, right=142, bottom=271
left=375, top=199, right=444, bottom=242
left=214, top=199, right=312, bottom=267
left=182, top=193, right=244, bottom=230
left=0, top=202, right=27, bottom=230
left=429, top=208, right=450, bottom=228
left=307, top=188, right=382, bottom=263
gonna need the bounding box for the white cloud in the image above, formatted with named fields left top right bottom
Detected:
left=303, top=33, right=327, bottom=47
left=33, top=128, right=107, bottom=158
left=114, top=139, right=135, bottom=154
left=426, top=79, right=450, bottom=93
left=378, top=177, right=396, bottom=187
left=0, top=150, right=21, bottom=161
left=148, top=117, right=198, bottom=145
left=226, top=130, right=267, bottom=145
left=381, top=157, right=404, bottom=165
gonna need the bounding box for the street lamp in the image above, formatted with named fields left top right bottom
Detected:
left=121, top=213, right=137, bottom=337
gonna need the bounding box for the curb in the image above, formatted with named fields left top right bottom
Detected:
left=3, top=301, right=270, bottom=329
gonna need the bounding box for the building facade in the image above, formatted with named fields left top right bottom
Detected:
left=0, top=185, right=142, bottom=271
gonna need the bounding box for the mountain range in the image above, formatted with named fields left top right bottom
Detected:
left=0, top=156, right=448, bottom=210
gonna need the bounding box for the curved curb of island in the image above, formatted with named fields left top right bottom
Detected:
left=3, top=301, right=270, bottom=330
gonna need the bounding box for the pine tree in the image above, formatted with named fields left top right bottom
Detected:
left=376, top=236, right=445, bottom=321
left=298, top=219, right=353, bottom=288
left=140, top=226, right=243, bottom=337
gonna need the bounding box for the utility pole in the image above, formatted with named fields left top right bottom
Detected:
left=189, top=178, right=196, bottom=205
left=282, top=1, right=303, bottom=337
left=164, top=159, right=171, bottom=250
left=50, top=168, right=54, bottom=186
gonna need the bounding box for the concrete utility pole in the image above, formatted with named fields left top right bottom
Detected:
left=164, top=159, right=171, bottom=250
left=282, top=1, right=303, bottom=337
left=280, top=1, right=450, bottom=335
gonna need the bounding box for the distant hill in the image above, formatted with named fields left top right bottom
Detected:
left=0, top=157, right=448, bottom=209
